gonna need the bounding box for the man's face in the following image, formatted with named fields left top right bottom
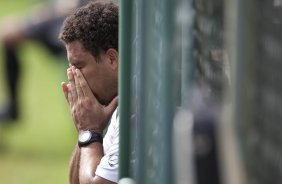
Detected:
left=65, top=41, right=118, bottom=105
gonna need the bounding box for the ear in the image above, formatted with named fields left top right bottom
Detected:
left=105, top=48, right=118, bottom=70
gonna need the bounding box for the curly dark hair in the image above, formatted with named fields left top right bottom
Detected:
left=59, top=0, right=118, bottom=58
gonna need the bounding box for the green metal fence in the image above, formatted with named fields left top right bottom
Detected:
left=119, top=0, right=282, bottom=183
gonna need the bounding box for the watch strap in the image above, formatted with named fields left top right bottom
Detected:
left=78, top=131, right=103, bottom=147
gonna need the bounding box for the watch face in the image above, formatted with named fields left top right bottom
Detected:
left=79, top=131, right=91, bottom=143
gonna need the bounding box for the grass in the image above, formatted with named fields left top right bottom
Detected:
left=0, top=1, right=76, bottom=183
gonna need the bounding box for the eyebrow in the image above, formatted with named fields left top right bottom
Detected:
left=70, top=60, right=82, bottom=66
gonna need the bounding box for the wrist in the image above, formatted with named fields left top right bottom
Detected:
left=78, top=127, right=103, bottom=135
left=78, top=130, right=103, bottom=147
left=77, top=124, right=104, bottom=135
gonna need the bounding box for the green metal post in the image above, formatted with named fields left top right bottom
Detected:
left=226, top=0, right=258, bottom=153
left=137, top=0, right=174, bottom=183
left=158, top=0, right=174, bottom=183
left=226, top=0, right=258, bottom=125
left=119, top=0, right=133, bottom=179
left=223, top=0, right=258, bottom=183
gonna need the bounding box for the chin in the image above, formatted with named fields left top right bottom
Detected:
left=97, top=96, right=106, bottom=105
left=102, top=95, right=118, bottom=106
left=92, top=92, right=105, bottom=105
left=100, top=100, right=107, bottom=106
left=95, top=92, right=117, bottom=106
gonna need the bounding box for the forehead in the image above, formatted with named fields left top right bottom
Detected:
left=66, top=41, right=85, bottom=56
left=65, top=41, right=90, bottom=63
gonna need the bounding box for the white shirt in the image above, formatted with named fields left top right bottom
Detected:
left=95, top=109, right=119, bottom=183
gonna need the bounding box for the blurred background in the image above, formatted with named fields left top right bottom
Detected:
left=0, top=0, right=76, bottom=183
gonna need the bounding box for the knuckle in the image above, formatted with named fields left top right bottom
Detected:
left=71, top=106, right=76, bottom=113
left=68, top=75, right=73, bottom=81
left=77, top=100, right=84, bottom=107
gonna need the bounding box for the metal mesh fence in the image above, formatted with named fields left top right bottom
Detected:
left=192, top=1, right=225, bottom=184
left=194, top=0, right=228, bottom=102
left=194, top=0, right=282, bottom=183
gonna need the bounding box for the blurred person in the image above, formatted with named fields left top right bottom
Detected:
left=59, top=1, right=119, bottom=183
left=0, top=0, right=86, bottom=122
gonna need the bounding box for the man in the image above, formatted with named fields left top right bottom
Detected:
left=59, top=1, right=119, bottom=184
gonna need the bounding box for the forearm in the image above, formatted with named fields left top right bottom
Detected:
left=69, top=145, right=81, bottom=184
left=79, top=142, right=104, bottom=184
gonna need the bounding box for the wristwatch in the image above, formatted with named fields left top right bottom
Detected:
left=78, top=130, right=103, bottom=147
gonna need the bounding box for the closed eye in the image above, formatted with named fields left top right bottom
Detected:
left=72, top=62, right=84, bottom=69
left=75, top=65, right=83, bottom=69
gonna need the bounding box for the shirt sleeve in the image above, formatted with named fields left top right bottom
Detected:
left=95, top=113, right=119, bottom=183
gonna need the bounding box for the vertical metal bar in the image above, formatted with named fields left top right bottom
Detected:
left=179, top=0, right=195, bottom=106
left=173, top=1, right=196, bottom=183
left=136, top=0, right=148, bottom=182
left=119, top=0, right=133, bottom=179
left=158, top=0, right=174, bottom=183
left=221, top=0, right=258, bottom=183
left=227, top=0, right=257, bottom=123
left=137, top=0, right=174, bottom=183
